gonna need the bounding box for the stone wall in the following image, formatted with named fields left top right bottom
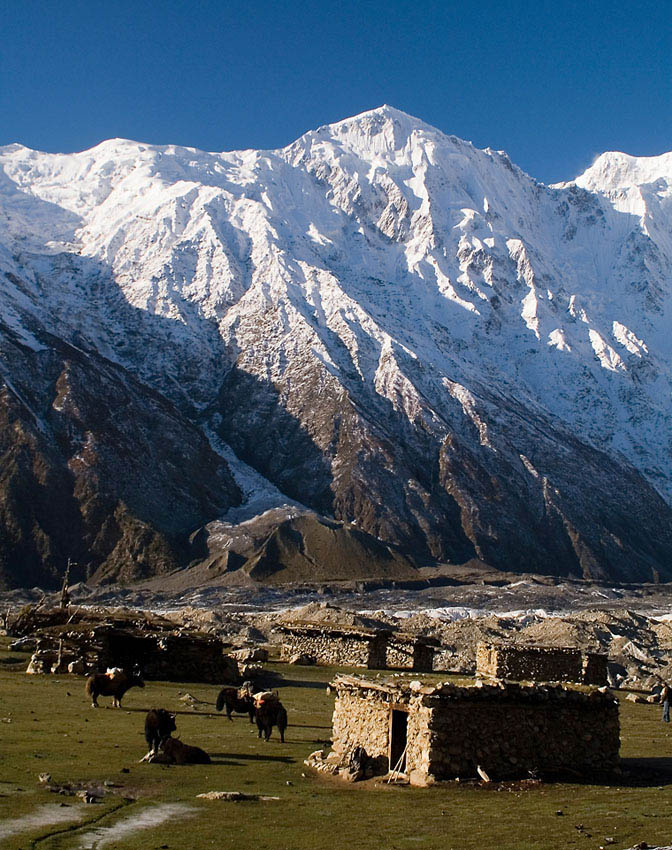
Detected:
left=25, top=626, right=238, bottom=683
left=279, top=626, right=383, bottom=667
left=582, top=652, right=609, bottom=686
left=421, top=682, right=619, bottom=782
left=279, top=625, right=435, bottom=671
left=433, top=648, right=459, bottom=673
left=331, top=684, right=394, bottom=773
left=326, top=676, right=619, bottom=786
left=476, top=642, right=608, bottom=685
left=385, top=639, right=435, bottom=672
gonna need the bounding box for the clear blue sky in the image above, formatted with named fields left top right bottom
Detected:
left=1, top=0, right=670, bottom=183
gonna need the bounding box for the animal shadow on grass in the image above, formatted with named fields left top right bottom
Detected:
left=544, top=758, right=672, bottom=789
left=209, top=753, right=294, bottom=763
left=123, top=707, right=219, bottom=718
left=274, top=678, right=329, bottom=690
left=252, top=671, right=326, bottom=691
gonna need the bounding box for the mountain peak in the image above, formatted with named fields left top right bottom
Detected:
left=575, top=149, right=672, bottom=192
left=295, top=105, right=443, bottom=157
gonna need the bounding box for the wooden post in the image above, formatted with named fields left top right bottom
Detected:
left=60, top=559, right=72, bottom=609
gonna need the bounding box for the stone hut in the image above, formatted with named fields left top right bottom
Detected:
left=278, top=623, right=437, bottom=671
left=25, top=623, right=238, bottom=683
left=476, top=641, right=608, bottom=686
left=312, top=675, right=619, bottom=786
left=385, top=633, right=438, bottom=672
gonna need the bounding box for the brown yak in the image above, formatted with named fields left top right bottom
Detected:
left=216, top=682, right=256, bottom=722
left=158, top=736, right=211, bottom=764
left=85, top=668, right=145, bottom=708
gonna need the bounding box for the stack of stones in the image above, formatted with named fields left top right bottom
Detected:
left=385, top=635, right=437, bottom=672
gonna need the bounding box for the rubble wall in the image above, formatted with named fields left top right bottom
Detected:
left=385, top=640, right=415, bottom=670
left=582, top=653, right=609, bottom=686
left=433, top=648, right=460, bottom=673
left=25, top=629, right=238, bottom=683
left=476, top=642, right=607, bottom=685
left=422, top=687, right=619, bottom=781
left=331, top=687, right=393, bottom=771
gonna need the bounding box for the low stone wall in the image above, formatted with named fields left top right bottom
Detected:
left=331, top=684, right=394, bottom=774
left=433, top=648, right=459, bottom=673
left=325, top=676, right=619, bottom=786
left=476, top=642, right=608, bottom=685
left=279, top=625, right=384, bottom=667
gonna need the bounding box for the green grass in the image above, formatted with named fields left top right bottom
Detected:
left=1, top=651, right=672, bottom=849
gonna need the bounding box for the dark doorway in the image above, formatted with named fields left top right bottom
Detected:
left=389, top=709, right=408, bottom=774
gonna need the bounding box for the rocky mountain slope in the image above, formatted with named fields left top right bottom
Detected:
left=0, top=106, right=671, bottom=587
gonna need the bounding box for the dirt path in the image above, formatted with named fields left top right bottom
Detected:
left=0, top=803, right=85, bottom=841
left=75, top=802, right=196, bottom=848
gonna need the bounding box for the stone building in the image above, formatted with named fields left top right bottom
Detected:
left=476, top=641, right=608, bottom=686
left=25, top=623, right=238, bottom=683
left=311, top=675, right=619, bottom=786
left=385, top=633, right=437, bottom=672
left=277, top=623, right=437, bottom=671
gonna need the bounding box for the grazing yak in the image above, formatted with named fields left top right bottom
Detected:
left=85, top=668, right=145, bottom=708
left=216, top=682, right=255, bottom=722
left=145, top=709, right=177, bottom=754
left=254, top=691, right=288, bottom=742
left=159, top=736, right=211, bottom=764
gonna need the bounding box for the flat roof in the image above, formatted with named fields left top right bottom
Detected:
left=331, top=674, right=615, bottom=705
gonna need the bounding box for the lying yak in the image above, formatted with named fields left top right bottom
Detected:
left=254, top=691, right=288, bottom=743
left=145, top=708, right=177, bottom=754
left=216, top=682, right=256, bottom=722
left=85, top=667, right=145, bottom=708
left=158, top=736, right=211, bottom=764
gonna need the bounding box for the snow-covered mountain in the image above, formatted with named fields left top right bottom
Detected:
left=0, top=106, right=670, bottom=588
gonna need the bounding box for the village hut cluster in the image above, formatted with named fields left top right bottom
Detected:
left=7, top=598, right=629, bottom=789
left=11, top=606, right=238, bottom=683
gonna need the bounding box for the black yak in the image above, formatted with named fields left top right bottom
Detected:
left=254, top=692, right=288, bottom=742
left=145, top=708, right=177, bottom=754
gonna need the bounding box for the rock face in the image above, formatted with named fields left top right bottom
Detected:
left=1, top=107, right=672, bottom=586
left=0, top=324, right=240, bottom=588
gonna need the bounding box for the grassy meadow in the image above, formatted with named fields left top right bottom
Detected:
left=2, top=638, right=672, bottom=849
